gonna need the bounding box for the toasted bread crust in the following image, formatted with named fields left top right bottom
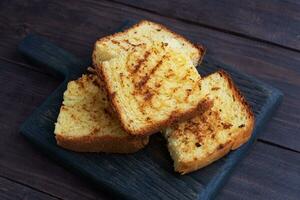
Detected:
left=54, top=74, right=150, bottom=154
left=96, top=62, right=212, bottom=136
left=168, top=70, right=255, bottom=174
left=56, top=134, right=149, bottom=153
left=176, top=141, right=233, bottom=174
left=176, top=124, right=254, bottom=174
left=93, top=20, right=205, bottom=66
left=120, top=98, right=213, bottom=136
left=93, top=20, right=206, bottom=136
left=217, top=70, right=255, bottom=149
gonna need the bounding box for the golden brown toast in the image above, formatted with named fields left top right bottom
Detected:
left=54, top=74, right=149, bottom=153
left=96, top=42, right=206, bottom=136
left=164, top=71, right=254, bottom=174
left=93, top=20, right=205, bottom=66
left=92, top=20, right=206, bottom=136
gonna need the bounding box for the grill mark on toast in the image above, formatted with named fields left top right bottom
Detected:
left=143, top=90, right=154, bottom=101
left=138, top=90, right=155, bottom=114
left=135, top=54, right=165, bottom=89
left=131, top=51, right=151, bottom=74
left=93, top=20, right=206, bottom=136
left=135, top=75, right=150, bottom=90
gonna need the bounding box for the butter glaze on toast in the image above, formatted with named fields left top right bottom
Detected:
left=164, top=71, right=254, bottom=174
left=54, top=74, right=148, bottom=153
left=96, top=42, right=206, bottom=136
left=93, top=20, right=206, bottom=136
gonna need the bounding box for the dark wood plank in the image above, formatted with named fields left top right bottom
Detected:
left=0, top=176, right=58, bottom=200
left=114, top=0, right=300, bottom=51
left=0, top=57, right=298, bottom=199
left=218, top=142, right=300, bottom=200
left=0, top=0, right=299, bottom=151
left=0, top=60, right=109, bottom=200
left=17, top=34, right=282, bottom=200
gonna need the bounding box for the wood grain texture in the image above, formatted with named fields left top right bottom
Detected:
left=17, top=34, right=283, bottom=199
left=0, top=0, right=299, bottom=199
left=0, top=60, right=109, bottom=200
left=114, top=0, right=300, bottom=51
left=218, top=142, right=300, bottom=200
left=0, top=176, right=59, bottom=200
left=0, top=0, right=299, bottom=151
left=0, top=44, right=291, bottom=199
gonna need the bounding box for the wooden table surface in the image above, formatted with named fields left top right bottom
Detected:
left=0, top=0, right=299, bottom=199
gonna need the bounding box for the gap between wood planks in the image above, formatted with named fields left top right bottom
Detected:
left=0, top=1, right=298, bottom=199
left=257, top=139, right=300, bottom=154
left=0, top=140, right=297, bottom=200
left=0, top=174, right=62, bottom=200
left=0, top=56, right=46, bottom=75
left=1, top=0, right=299, bottom=151
left=0, top=55, right=298, bottom=156
left=109, top=0, right=300, bottom=54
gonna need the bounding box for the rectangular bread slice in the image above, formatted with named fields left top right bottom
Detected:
left=93, top=20, right=205, bottom=66
left=96, top=41, right=207, bottom=136
left=164, top=71, right=254, bottom=174
left=54, top=74, right=149, bottom=153
left=92, top=20, right=206, bottom=136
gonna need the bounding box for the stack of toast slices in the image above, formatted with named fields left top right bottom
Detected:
left=54, top=20, right=254, bottom=174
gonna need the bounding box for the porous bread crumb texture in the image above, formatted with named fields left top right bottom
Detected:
left=98, top=41, right=203, bottom=136
left=164, top=71, right=254, bottom=174
left=54, top=74, right=148, bottom=153
left=93, top=20, right=206, bottom=136
left=55, top=74, right=122, bottom=138
left=93, top=20, right=205, bottom=66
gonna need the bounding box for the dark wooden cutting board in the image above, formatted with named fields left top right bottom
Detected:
left=19, top=22, right=283, bottom=200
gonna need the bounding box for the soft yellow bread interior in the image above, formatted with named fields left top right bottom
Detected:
left=164, top=71, right=254, bottom=174
left=54, top=74, right=148, bottom=153
left=55, top=75, right=123, bottom=138
left=93, top=20, right=204, bottom=66
left=98, top=41, right=203, bottom=135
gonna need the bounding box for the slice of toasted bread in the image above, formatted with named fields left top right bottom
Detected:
left=54, top=74, right=149, bottom=153
left=95, top=40, right=207, bottom=136
left=164, top=71, right=254, bottom=174
left=93, top=20, right=205, bottom=66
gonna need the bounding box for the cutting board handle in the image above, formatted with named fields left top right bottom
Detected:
left=18, top=34, right=82, bottom=79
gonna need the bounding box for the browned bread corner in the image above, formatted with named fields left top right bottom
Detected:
left=92, top=20, right=206, bottom=136
left=54, top=74, right=149, bottom=153
left=93, top=20, right=205, bottom=66
left=164, top=70, right=255, bottom=174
